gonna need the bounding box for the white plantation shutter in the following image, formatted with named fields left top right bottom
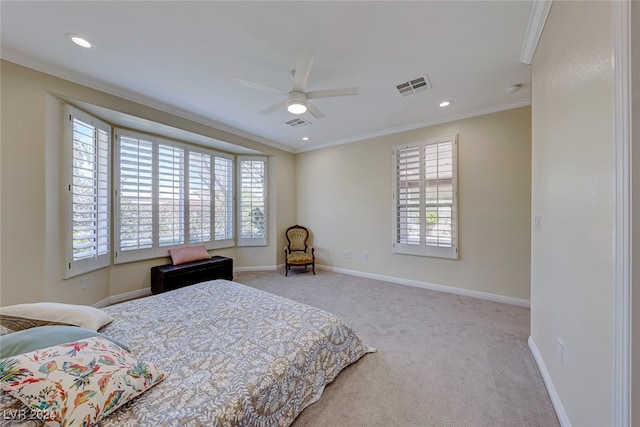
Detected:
left=158, top=143, right=185, bottom=247
left=424, top=140, right=455, bottom=249
left=188, top=150, right=212, bottom=246
left=237, top=156, right=267, bottom=246
left=394, top=145, right=422, bottom=255
left=115, top=128, right=236, bottom=261
left=116, top=132, right=154, bottom=262
left=65, top=106, right=110, bottom=278
left=393, top=135, right=458, bottom=259
left=213, top=155, right=234, bottom=247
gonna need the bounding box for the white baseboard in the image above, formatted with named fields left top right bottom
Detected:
left=93, top=288, right=151, bottom=308
left=528, top=336, right=571, bottom=426
left=97, top=268, right=529, bottom=309
left=234, top=265, right=278, bottom=272
left=317, top=264, right=530, bottom=307
left=92, top=267, right=279, bottom=308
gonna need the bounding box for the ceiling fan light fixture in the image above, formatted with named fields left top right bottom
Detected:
left=287, top=101, right=307, bottom=115
left=287, top=91, right=308, bottom=114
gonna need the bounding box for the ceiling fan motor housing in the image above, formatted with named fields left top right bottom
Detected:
left=287, top=91, right=308, bottom=114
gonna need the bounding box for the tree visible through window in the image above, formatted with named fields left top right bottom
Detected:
left=238, top=157, right=267, bottom=246
left=115, top=129, right=238, bottom=263
left=214, top=156, right=234, bottom=243
left=188, top=151, right=211, bottom=244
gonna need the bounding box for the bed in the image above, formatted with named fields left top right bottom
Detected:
left=0, top=280, right=374, bottom=426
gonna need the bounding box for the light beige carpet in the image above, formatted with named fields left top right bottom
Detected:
left=234, top=269, right=560, bottom=427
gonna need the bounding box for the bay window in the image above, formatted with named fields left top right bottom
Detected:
left=114, top=129, right=236, bottom=264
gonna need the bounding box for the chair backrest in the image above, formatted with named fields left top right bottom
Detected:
left=286, top=225, right=309, bottom=252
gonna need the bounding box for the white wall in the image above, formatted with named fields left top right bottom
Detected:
left=530, top=2, right=614, bottom=426
left=0, top=60, right=296, bottom=306
left=296, top=107, right=532, bottom=301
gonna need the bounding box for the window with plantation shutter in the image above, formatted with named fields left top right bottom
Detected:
left=116, top=132, right=154, bottom=262
left=64, top=106, right=111, bottom=278
left=213, top=155, right=234, bottom=247
left=393, top=135, right=458, bottom=259
left=158, top=143, right=185, bottom=247
left=115, top=128, right=238, bottom=262
left=188, top=150, right=212, bottom=245
left=237, top=156, right=267, bottom=246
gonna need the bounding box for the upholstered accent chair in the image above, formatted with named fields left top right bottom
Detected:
left=284, top=225, right=315, bottom=276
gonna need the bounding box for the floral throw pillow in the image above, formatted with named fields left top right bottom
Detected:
left=0, top=336, right=166, bottom=426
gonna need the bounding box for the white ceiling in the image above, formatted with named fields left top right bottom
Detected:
left=1, top=1, right=533, bottom=153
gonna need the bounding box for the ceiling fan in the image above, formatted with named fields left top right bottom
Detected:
left=233, top=54, right=359, bottom=119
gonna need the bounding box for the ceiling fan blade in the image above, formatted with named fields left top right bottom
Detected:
left=260, top=99, right=287, bottom=115
left=233, top=78, right=287, bottom=95
left=306, top=101, right=325, bottom=119
left=292, top=54, right=314, bottom=92
left=306, top=87, right=360, bottom=99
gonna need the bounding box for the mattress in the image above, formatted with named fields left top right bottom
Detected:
left=1, top=280, right=374, bottom=426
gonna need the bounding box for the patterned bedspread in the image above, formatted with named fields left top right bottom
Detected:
left=1, top=280, right=373, bottom=426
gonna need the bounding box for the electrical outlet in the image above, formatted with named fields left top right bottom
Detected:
left=557, top=339, right=565, bottom=366
left=343, top=250, right=350, bottom=258
left=81, top=277, right=89, bottom=290
left=534, top=215, right=542, bottom=231
left=362, top=252, right=369, bottom=260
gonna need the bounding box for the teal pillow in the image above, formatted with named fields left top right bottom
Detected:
left=0, top=325, right=130, bottom=358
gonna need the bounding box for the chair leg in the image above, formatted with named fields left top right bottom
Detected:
left=312, top=263, right=315, bottom=275
left=285, top=263, right=289, bottom=276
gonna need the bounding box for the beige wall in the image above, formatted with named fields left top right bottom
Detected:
left=530, top=2, right=614, bottom=426
left=0, top=60, right=296, bottom=306
left=0, top=59, right=532, bottom=306
left=296, top=107, right=532, bottom=300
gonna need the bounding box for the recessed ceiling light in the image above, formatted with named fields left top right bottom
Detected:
left=439, top=101, right=452, bottom=107
left=65, top=33, right=95, bottom=49
left=302, top=137, right=309, bottom=141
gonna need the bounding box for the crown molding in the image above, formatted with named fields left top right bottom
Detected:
left=1, top=50, right=294, bottom=154
left=295, top=99, right=531, bottom=153
left=520, top=0, right=553, bottom=64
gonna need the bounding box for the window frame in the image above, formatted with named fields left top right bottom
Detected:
left=63, top=106, right=111, bottom=278
left=392, top=135, right=459, bottom=259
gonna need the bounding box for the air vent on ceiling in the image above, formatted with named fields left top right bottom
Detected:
left=396, top=75, right=433, bottom=96
left=284, top=117, right=312, bottom=128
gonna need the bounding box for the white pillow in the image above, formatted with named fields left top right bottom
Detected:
left=0, top=302, right=114, bottom=331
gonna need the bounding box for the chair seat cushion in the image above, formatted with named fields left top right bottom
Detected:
left=288, top=252, right=313, bottom=264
